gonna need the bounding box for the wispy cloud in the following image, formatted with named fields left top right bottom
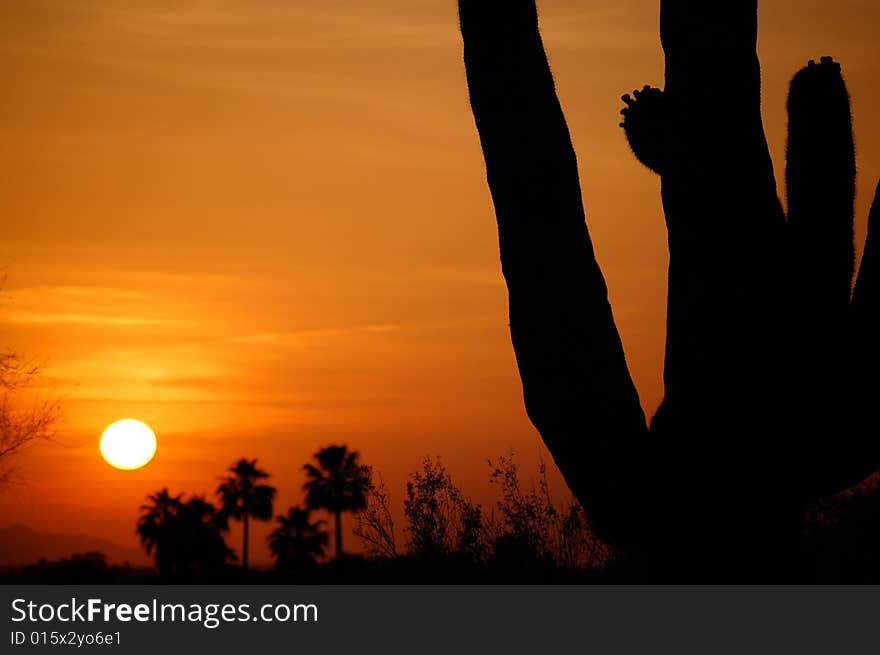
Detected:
left=52, top=286, right=145, bottom=301
left=223, top=314, right=501, bottom=350
left=4, top=312, right=178, bottom=327
left=0, top=283, right=186, bottom=330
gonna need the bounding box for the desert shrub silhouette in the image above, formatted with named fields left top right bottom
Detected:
left=353, top=471, right=399, bottom=559
left=403, top=457, right=486, bottom=564
left=488, top=455, right=608, bottom=574
left=459, top=0, right=880, bottom=579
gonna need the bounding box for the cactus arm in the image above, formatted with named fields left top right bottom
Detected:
left=786, top=58, right=856, bottom=317
left=656, top=0, right=786, bottom=422
left=784, top=58, right=858, bottom=499
left=639, top=3, right=797, bottom=575
left=458, top=0, right=650, bottom=544
left=654, top=1, right=787, bottom=438
left=853, top=182, right=880, bottom=317
left=842, top=181, right=880, bottom=488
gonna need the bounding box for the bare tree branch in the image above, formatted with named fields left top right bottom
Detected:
left=0, top=351, right=60, bottom=486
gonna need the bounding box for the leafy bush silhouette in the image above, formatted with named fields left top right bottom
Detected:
left=488, top=454, right=609, bottom=573
left=403, top=457, right=487, bottom=563
left=459, top=0, right=880, bottom=578
left=353, top=470, right=398, bottom=559
left=362, top=454, right=606, bottom=578
left=489, top=455, right=556, bottom=560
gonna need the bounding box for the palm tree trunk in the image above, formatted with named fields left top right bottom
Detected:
left=242, top=512, right=249, bottom=571
left=335, top=510, right=342, bottom=559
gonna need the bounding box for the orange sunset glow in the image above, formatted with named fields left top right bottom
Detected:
left=1, top=0, right=879, bottom=568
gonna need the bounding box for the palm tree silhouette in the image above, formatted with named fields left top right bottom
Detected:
left=217, top=458, right=276, bottom=571
left=137, top=488, right=184, bottom=576
left=303, top=445, right=370, bottom=559
left=137, top=489, right=232, bottom=578
left=174, top=495, right=235, bottom=574
left=268, top=506, right=329, bottom=570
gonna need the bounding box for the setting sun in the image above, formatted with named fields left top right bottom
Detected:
left=99, top=419, right=157, bottom=471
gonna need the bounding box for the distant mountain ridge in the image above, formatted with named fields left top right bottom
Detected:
left=0, top=524, right=149, bottom=567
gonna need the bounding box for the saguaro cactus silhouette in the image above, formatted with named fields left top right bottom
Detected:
left=459, top=0, right=880, bottom=578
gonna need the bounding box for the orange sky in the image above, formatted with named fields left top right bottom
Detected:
left=1, top=0, right=879, bottom=566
